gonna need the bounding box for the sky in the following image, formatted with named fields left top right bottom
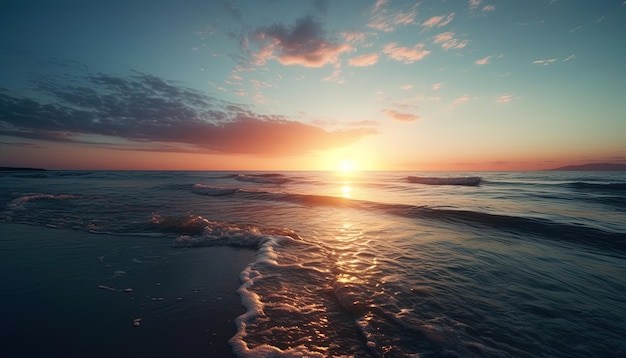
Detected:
left=0, top=0, right=625, bottom=171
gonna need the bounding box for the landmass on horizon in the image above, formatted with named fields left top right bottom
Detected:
left=548, top=163, right=626, bottom=171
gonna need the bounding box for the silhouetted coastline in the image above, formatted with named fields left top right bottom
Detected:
left=550, top=163, right=626, bottom=171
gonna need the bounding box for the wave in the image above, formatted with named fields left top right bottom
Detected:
left=407, top=176, right=481, bottom=186
left=191, top=184, right=238, bottom=196
left=235, top=173, right=290, bottom=184
left=7, top=193, right=83, bottom=210
left=148, top=214, right=300, bottom=244
left=232, top=190, right=626, bottom=253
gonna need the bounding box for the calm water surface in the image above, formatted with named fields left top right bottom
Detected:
left=1, top=170, right=625, bottom=357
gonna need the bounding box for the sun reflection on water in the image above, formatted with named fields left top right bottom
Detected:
left=341, top=184, right=352, bottom=198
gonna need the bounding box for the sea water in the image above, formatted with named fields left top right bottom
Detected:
left=1, top=170, right=625, bottom=357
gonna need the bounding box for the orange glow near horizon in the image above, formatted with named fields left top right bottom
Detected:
left=1, top=139, right=620, bottom=172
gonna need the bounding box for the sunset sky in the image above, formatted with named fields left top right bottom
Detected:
left=1, top=0, right=625, bottom=171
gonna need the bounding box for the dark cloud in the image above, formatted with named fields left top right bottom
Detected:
left=0, top=73, right=375, bottom=155
left=251, top=16, right=351, bottom=67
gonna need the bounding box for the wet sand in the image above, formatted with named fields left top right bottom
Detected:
left=0, top=223, right=256, bottom=358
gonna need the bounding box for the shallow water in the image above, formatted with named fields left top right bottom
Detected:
left=1, top=170, right=625, bottom=357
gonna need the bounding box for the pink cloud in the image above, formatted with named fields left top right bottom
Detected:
left=382, top=109, right=419, bottom=122
left=251, top=16, right=351, bottom=68
left=475, top=56, right=492, bottom=65
left=496, top=94, right=512, bottom=103
left=368, top=1, right=418, bottom=32
left=348, top=53, right=379, bottom=67
left=433, top=32, right=468, bottom=50
left=342, top=31, right=367, bottom=44
left=383, top=42, right=430, bottom=63
left=422, top=13, right=455, bottom=28
left=453, top=94, right=471, bottom=104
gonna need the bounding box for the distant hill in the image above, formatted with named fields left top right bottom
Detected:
left=549, top=163, right=626, bottom=171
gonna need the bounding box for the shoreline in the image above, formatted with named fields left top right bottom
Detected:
left=0, top=223, right=256, bottom=358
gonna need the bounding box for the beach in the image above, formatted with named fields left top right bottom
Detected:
left=0, top=223, right=255, bottom=358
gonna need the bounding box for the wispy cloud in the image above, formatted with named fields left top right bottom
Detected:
left=383, top=42, right=430, bottom=63
left=570, top=25, right=582, bottom=32
left=432, top=83, right=443, bottom=90
left=348, top=53, right=379, bottom=67
left=342, top=31, right=367, bottom=44
left=250, top=16, right=351, bottom=68
left=368, top=1, right=418, bottom=32
left=382, top=109, right=419, bottom=122
left=453, top=94, right=471, bottom=104
left=421, top=13, right=455, bottom=28
left=483, top=5, right=496, bottom=11
left=469, top=0, right=482, bottom=10
left=475, top=55, right=492, bottom=65
left=433, top=32, right=468, bottom=50
left=533, top=58, right=558, bottom=65
left=496, top=93, right=517, bottom=103
left=563, top=54, right=575, bottom=62
left=0, top=72, right=376, bottom=155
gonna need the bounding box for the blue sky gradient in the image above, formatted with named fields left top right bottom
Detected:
left=1, top=0, right=625, bottom=170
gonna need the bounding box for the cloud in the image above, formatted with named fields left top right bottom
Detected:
left=382, top=109, right=419, bottom=122
left=433, top=32, right=468, bottom=50
left=342, top=31, right=367, bottom=44
left=250, top=16, right=351, bottom=68
left=475, top=56, right=492, bottom=65
left=432, top=83, right=443, bottom=90
left=400, top=84, right=414, bottom=90
left=496, top=94, right=512, bottom=103
left=469, top=0, right=481, bottom=9
left=563, top=54, right=575, bottom=62
left=348, top=53, right=379, bottom=67
left=383, top=42, right=430, bottom=63
left=421, top=13, right=455, bottom=28
left=483, top=5, right=496, bottom=11
left=0, top=72, right=376, bottom=155
left=533, top=58, right=558, bottom=65
left=368, top=1, right=418, bottom=32
left=453, top=94, right=471, bottom=104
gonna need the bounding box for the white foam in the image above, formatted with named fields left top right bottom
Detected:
left=7, top=193, right=80, bottom=209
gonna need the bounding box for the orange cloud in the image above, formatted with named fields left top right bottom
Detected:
left=0, top=72, right=377, bottom=156
left=383, top=42, right=430, bottom=63
left=382, top=109, right=419, bottom=122
left=348, top=53, right=379, bottom=67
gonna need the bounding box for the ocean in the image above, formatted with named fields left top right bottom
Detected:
left=1, top=170, right=625, bottom=357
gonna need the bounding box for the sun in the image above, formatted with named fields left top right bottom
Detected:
left=339, top=159, right=356, bottom=173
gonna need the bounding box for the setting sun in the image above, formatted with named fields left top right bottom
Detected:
left=339, top=160, right=356, bottom=173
